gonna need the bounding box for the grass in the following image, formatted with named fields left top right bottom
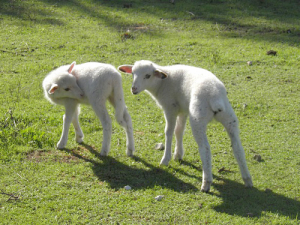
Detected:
left=1, top=0, right=300, bottom=224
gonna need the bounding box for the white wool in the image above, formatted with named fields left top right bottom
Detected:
left=43, top=62, right=135, bottom=156
left=119, top=60, right=252, bottom=192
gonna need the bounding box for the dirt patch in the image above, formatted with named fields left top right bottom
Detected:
left=26, top=149, right=84, bottom=163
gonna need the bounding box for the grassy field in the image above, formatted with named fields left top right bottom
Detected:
left=1, top=0, right=300, bottom=224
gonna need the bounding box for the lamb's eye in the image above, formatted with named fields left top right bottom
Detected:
left=145, top=74, right=151, bottom=79
left=65, top=88, right=70, bottom=91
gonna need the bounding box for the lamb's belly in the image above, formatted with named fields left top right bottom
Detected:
left=165, top=99, right=190, bottom=114
left=78, top=97, right=90, bottom=105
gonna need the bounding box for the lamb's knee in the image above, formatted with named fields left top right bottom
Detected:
left=117, top=118, right=124, bottom=126
left=115, top=110, right=126, bottom=126
left=225, top=119, right=240, bottom=140
left=123, top=109, right=132, bottom=122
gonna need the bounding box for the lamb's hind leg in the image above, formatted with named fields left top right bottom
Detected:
left=109, top=93, right=135, bottom=157
left=115, top=107, right=135, bottom=157
left=189, top=100, right=214, bottom=192
left=189, top=117, right=213, bottom=192
left=215, top=106, right=253, bottom=188
left=91, top=100, right=112, bottom=156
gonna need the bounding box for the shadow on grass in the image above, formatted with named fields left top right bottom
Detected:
left=62, top=143, right=198, bottom=193
left=60, top=145, right=299, bottom=219
left=1, top=0, right=299, bottom=44
left=162, top=160, right=299, bottom=219
left=212, top=176, right=300, bottom=219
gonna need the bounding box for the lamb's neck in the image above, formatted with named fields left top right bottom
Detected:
left=146, top=80, right=164, bottom=99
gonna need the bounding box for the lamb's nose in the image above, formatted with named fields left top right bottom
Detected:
left=131, top=87, right=138, bottom=94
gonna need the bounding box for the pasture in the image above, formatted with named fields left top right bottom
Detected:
left=0, top=0, right=299, bottom=224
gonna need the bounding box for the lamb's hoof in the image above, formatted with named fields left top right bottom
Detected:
left=57, top=142, right=66, bottom=150
left=99, top=150, right=109, bottom=156
left=126, top=149, right=135, bottom=157
left=201, top=188, right=210, bottom=193
left=159, top=158, right=170, bottom=167
left=243, top=177, right=253, bottom=188
left=76, top=137, right=84, bottom=144
left=201, top=181, right=212, bottom=193
left=174, top=154, right=183, bottom=161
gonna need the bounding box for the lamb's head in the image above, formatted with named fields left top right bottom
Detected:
left=118, top=60, right=168, bottom=95
left=43, top=62, right=84, bottom=102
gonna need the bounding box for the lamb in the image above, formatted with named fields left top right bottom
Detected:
left=43, top=62, right=135, bottom=157
left=118, top=60, right=253, bottom=192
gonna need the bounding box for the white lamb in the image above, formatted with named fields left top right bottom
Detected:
left=43, top=62, right=135, bottom=157
left=118, top=60, right=253, bottom=192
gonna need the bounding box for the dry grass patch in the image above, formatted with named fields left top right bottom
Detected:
left=26, top=149, right=85, bottom=163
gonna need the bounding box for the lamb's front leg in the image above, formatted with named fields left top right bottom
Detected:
left=160, top=113, right=176, bottom=166
left=174, top=114, right=187, bottom=161
left=57, top=101, right=78, bottom=149
left=72, top=106, right=84, bottom=144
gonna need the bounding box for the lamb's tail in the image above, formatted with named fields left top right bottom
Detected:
left=208, top=82, right=228, bottom=117
left=209, top=97, right=226, bottom=116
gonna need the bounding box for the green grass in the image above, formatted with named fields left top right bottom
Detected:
left=1, top=0, right=300, bottom=224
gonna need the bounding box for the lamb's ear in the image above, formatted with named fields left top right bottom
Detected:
left=118, top=65, right=133, bottom=74
left=154, top=69, right=168, bottom=79
left=68, top=61, right=76, bottom=74
left=48, top=84, right=58, bottom=94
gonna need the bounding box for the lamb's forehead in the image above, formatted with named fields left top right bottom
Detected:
left=51, top=72, right=76, bottom=84
left=133, top=60, right=154, bottom=75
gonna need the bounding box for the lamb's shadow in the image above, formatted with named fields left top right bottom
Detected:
left=167, top=160, right=300, bottom=219
left=61, top=145, right=300, bottom=219
left=63, top=143, right=198, bottom=192
left=212, top=175, right=300, bottom=219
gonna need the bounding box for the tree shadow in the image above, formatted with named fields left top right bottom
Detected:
left=62, top=143, right=198, bottom=192
left=0, top=0, right=64, bottom=25
left=212, top=175, right=300, bottom=219
left=195, top=0, right=300, bottom=45
left=1, top=0, right=299, bottom=44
